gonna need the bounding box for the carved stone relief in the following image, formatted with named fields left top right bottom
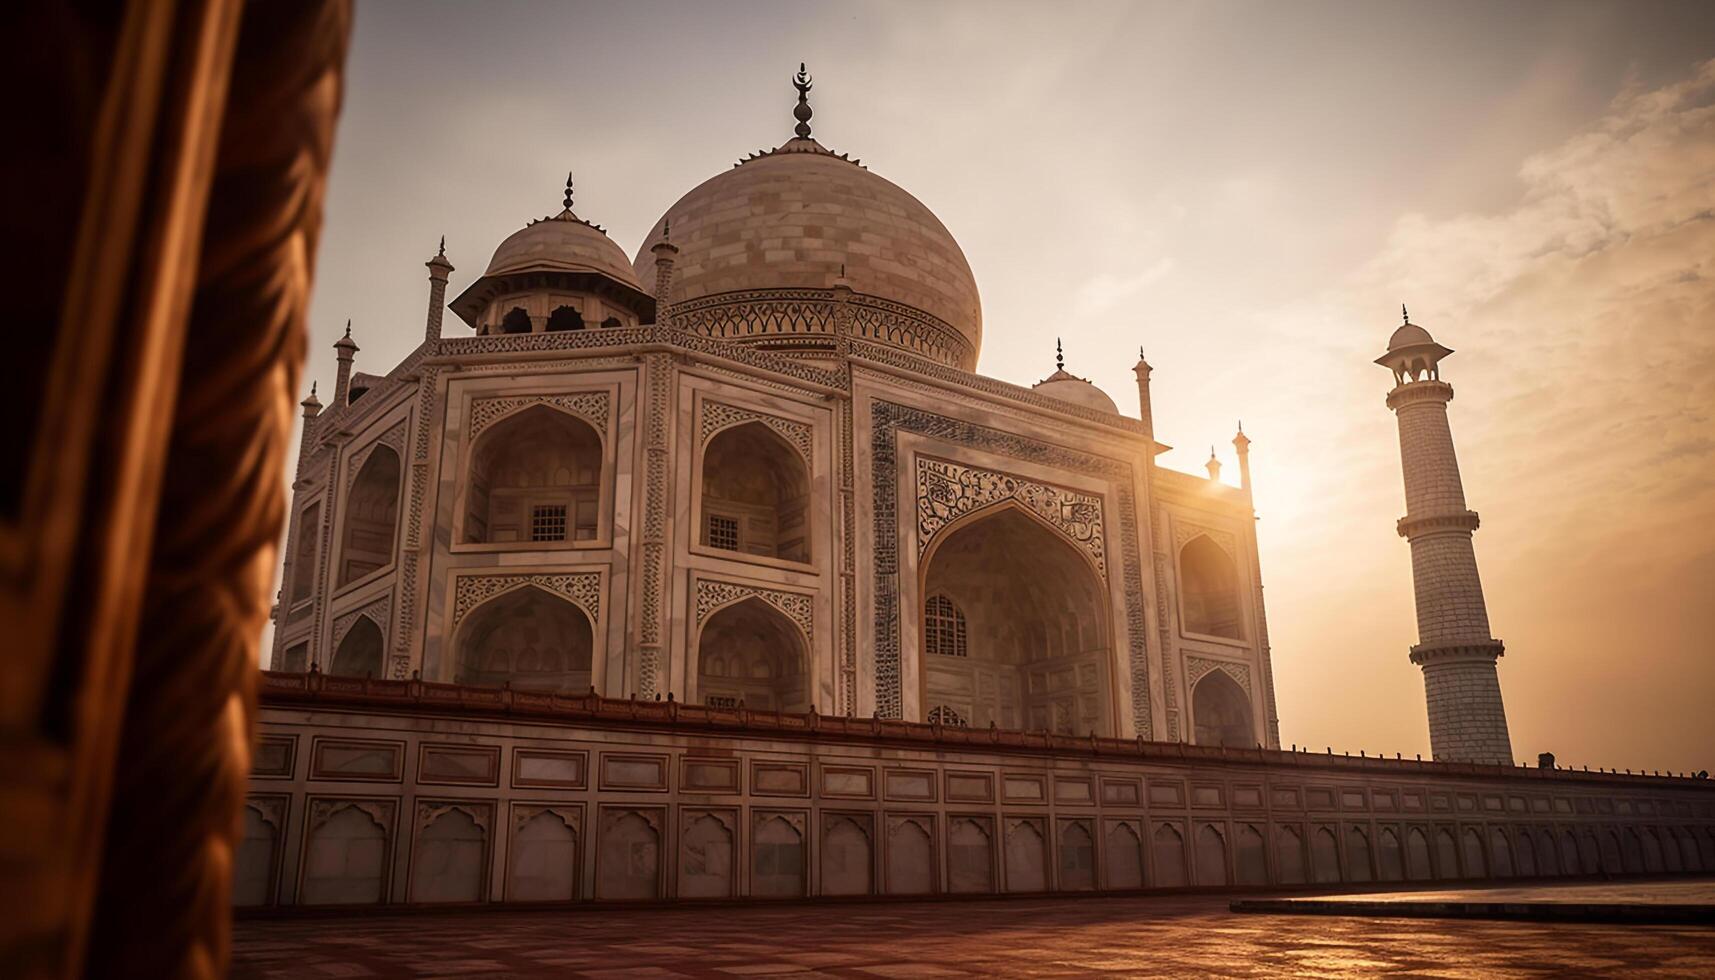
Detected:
left=343, top=419, right=408, bottom=494
left=450, top=572, right=602, bottom=636
left=1173, top=520, right=1238, bottom=560
left=915, top=457, right=1106, bottom=578
left=468, top=390, right=610, bottom=442
left=700, top=400, right=813, bottom=464
left=693, top=579, right=814, bottom=644
left=1185, top=655, right=1253, bottom=700
left=331, top=594, right=391, bottom=651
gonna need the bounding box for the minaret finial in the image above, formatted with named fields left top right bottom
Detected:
left=1402, top=302, right=1409, bottom=324
left=437, top=235, right=445, bottom=257
left=563, top=172, right=574, bottom=211
left=344, top=318, right=351, bottom=338
left=792, top=63, right=814, bottom=139
left=310, top=381, right=317, bottom=396
left=662, top=219, right=670, bottom=242
left=1055, top=337, right=1064, bottom=371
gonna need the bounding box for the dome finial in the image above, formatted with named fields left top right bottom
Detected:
left=437, top=235, right=445, bottom=257
left=1402, top=302, right=1410, bottom=325
left=563, top=172, right=574, bottom=211
left=1056, top=337, right=1064, bottom=372
left=792, top=63, right=814, bottom=139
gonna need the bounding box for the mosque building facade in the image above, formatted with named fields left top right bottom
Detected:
left=242, top=72, right=1714, bottom=909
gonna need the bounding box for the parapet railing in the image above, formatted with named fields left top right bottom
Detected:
left=257, top=670, right=1712, bottom=791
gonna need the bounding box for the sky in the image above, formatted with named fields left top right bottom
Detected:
left=286, top=0, right=1715, bottom=772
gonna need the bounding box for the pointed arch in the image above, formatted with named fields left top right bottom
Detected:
left=1461, top=828, right=1487, bottom=878
left=546, top=305, right=584, bottom=331
left=1152, top=824, right=1187, bottom=887
left=1105, top=823, right=1145, bottom=889
left=329, top=616, right=383, bottom=678
left=1235, top=824, right=1268, bottom=885
left=886, top=818, right=935, bottom=895
left=700, top=420, right=810, bottom=561
left=1195, top=824, right=1228, bottom=886
left=1191, top=670, right=1253, bottom=747
left=1275, top=826, right=1306, bottom=884
left=1405, top=828, right=1432, bottom=880
left=1346, top=826, right=1373, bottom=882
left=510, top=809, right=579, bottom=902
left=289, top=502, right=320, bottom=602
left=1489, top=828, right=1515, bottom=877
left=822, top=816, right=873, bottom=896
left=454, top=585, right=593, bottom=692
left=301, top=805, right=388, bottom=905
left=498, top=306, right=531, bottom=334
left=753, top=815, right=805, bottom=897
left=1058, top=821, right=1096, bottom=891
left=678, top=813, right=734, bottom=899
left=339, top=445, right=400, bottom=585
left=695, top=596, right=808, bottom=711
left=1311, top=827, right=1341, bottom=883
left=1435, top=828, right=1459, bottom=880
left=948, top=818, right=993, bottom=893
left=464, top=403, right=602, bottom=545
left=1377, top=827, right=1404, bottom=881
left=920, top=501, right=1114, bottom=735
left=1179, top=533, right=1242, bottom=639
left=410, top=807, right=486, bottom=903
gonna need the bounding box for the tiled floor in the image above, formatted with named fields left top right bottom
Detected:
left=232, top=885, right=1715, bottom=978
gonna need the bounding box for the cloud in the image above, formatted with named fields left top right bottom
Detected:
left=1072, top=258, right=1176, bottom=317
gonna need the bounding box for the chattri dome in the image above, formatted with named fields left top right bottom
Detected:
left=486, top=208, right=641, bottom=288
left=633, top=137, right=982, bottom=370
left=1385, top=321, right=1435, bottom=351
left=1032, top=368, right=1119, bottom=414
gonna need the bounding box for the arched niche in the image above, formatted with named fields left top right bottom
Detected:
left=821, top=817, right=873, bottom=896
left=1179, top=534, right=1242, bottom=639
left=887, top=818, right=935, bottom=895
left=498, top=306, right=531, bottom=334
left=1059, top=821, right=1096, bottom=891
left=1235, top=824, right=1268, bottom=885
left=465, top=405, right=602, bottom=545
left=1406, top=828, right=1433, bottom=880
left=1378, top=828, right=1405, bottom=881
left=455, top=586, right=593, bottom=693
left=546, top=305, right=584, bottom=331
left=1435, top=828, right=1459, bottom=879
left=695, top=597, right=807, bottom=712
left=410, top=807, right=486, bottom=904
left=1346, top=827, right=1373, bottom=882
left=947, top=818, right=993, bottom=893
left=1195, top=824, right=1228, bottom=886
left=1311, top=827, right=1341, bottom=883
left=1152, top=824, right=1187, bottom=887
left=289, top=502, right=320, bottom=603
left=301, top=805, right=388, bottom=906
left=1105, top=823, right=1145, bottom=889
left=510, top=809, right=578, bottom=902
left=752, top=815, right=805, bottom=897
left=920, top=504, right=1112, bottom=736
left=678, top=813, right=734, bottom=899
left=339, top=446, right=400, bottom=586
left=1462, top=828, right=1488, bottom=878
left=699, top=421, right=810, bottom=562
left=1275, top=826, right=1306, bottom=884
left=232, top=805, right=278, bottom=907
left=329, top=616, right=383, bottom=678
left=1191, top=670, right=1253, bottom=747
left=1004, top=820, right=1046, bottom=892
left=596, top=811, right=659, bottom=901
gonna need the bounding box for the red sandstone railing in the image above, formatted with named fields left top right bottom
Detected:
left=258, top=670, right=1712, bottom=790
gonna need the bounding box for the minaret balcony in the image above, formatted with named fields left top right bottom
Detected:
left=1408, top=639, right=1506, bottom=666
left=1396, top=509, right=1481, bottom=538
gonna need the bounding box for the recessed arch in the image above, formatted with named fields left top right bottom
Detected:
left=454, top=585, right=593, bottom=692
left=465, top=404, right=602, bottom=545
left=695, top=596, right=808, bottom=711
left=1346, top=826, right=1373, bottom=882
left=699, top=420, right=810, bottom=562
left=1179, top=533, right=1242, bottom=639
left=1191, top=669, right=1254, bottom=747
left=498, top=306, right=531, bottom=334
left=546, top=305, right=584, bottom=331
left=329, top=616, right=383, bottom=678
left=920, top=501, right=1113, bottom=736
left=1195, top=824, right=1228, bottom=886
left=339, top=446, right=400, bottom=586
left=510, top=809, right=579, bottom=902
left=289, top=502, right=320, bottom=602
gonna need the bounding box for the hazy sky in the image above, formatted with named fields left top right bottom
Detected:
left=289, top=0, right=1715, bottom=771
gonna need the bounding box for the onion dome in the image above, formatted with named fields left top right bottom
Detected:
left=632, top=65, right=981, bottom=370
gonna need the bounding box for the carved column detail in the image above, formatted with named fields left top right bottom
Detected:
left=397, top=366, right=440, bottom=661
left=635, top=354, right=673, bottom=698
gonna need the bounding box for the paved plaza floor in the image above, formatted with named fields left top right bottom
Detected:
left=232, top=881, right=1715, bottom=978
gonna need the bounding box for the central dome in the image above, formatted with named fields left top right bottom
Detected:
left=633, top=138, right=982, bottom=369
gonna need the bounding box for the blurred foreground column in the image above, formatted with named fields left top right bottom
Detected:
left=0, top=2, right=349, bottom=977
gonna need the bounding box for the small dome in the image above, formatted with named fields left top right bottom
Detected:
left=486, top=210, right=641, bottom=288
left=1386, top=322, right=1436, bottom=351
left=1032, top=369, right=1119, bottom=414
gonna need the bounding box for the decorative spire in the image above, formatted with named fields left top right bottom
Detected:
left=1402, top=302, right=1410, bottom=324
left=1055, top=337, right=1065, bottom=372
left=1206, top=446, right=1223, bottom=481
left=563, top=172, right=575, bottom=211
left=662, top=219, right=670, bottom=242
left=437, top=235, right=445, bottom=257
left=792, top=63, right=814, bottom=139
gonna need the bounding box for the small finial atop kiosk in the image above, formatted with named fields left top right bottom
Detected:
left=793, top=63, right=814, bottom=139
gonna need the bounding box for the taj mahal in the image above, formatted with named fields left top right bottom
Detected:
left=243, top=70, right=1714, bottom=909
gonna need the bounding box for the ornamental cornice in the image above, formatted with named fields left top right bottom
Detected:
left=450, top=572, right=603, bottom=635
left=914, top=456, right=1106, bottom=579
left=1409, top=640, right=1505, bottom=666
left=1397, top=510, right=1481, bottom=538
left=468, top=390, right=610, bottom=442
left=1386, top=379, right=1455, bottom=411
left=1185, top=654, right=1253, bottom=700
left=700, top=400, right=813, bottom=464
left=693, top=578, right=814, bottom=643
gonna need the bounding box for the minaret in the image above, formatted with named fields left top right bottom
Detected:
left=332, top=320, right=358, bottom=407
left=1377, top=306, right=1512, bottom=765
left=650, top=220, right=678, bottom=325
left=1132, top=348, right=1154, bottom=436
left=424, top=237, right=453, bottom=342
left=1232, top=423, right=1252, bottom=494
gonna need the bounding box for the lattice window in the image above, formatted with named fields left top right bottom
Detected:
left=705, top=695, right=739, bottom=709
left=928, top=704, right=968, bottom=727
left=707, top=514, right=740, bottom=551
left=925, top=594, right=967, bottom=658
left=530, top=504, right=568, bottom=542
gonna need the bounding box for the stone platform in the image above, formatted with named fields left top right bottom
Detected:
left=232, top=886, right=1715, bottom=978
left=1233, top=878, right=1715, bottom=925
